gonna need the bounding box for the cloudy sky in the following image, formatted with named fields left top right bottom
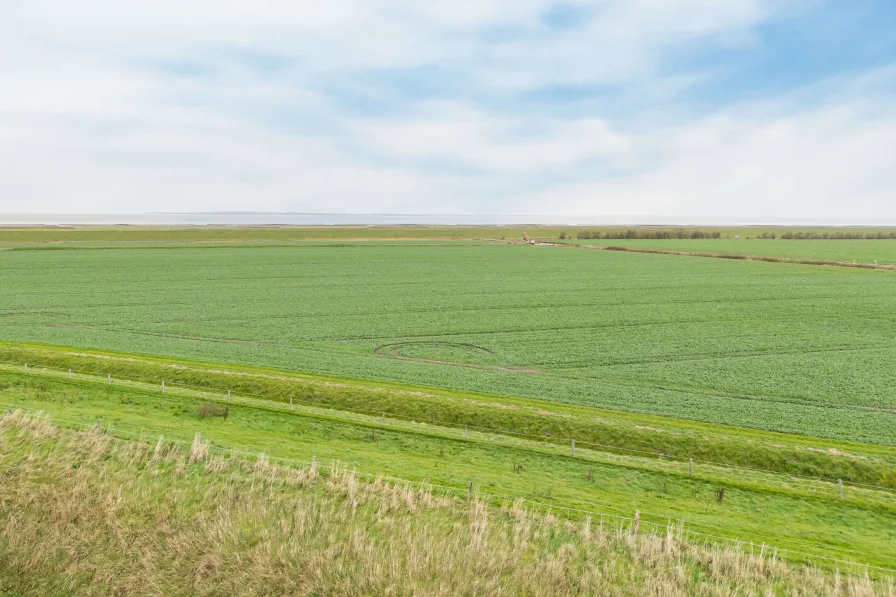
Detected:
left=2, top=0, right=895, bottom=222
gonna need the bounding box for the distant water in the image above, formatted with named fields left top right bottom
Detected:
left=0, top=213, right=588, bottom=226
left=2, top=214, right=895, bottom=226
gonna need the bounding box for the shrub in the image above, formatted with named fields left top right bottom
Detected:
left=199, top=403, right=229, bottom=419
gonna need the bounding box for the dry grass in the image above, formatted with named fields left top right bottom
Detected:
left=1, top=410, right=893, bottom=597
left=198, top=402, right=228, bottom=419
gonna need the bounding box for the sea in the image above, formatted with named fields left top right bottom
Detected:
left=2, top=214, right=893, bottom=227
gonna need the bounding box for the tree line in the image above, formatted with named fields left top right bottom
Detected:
left=573, top=229, right=722, bottom=240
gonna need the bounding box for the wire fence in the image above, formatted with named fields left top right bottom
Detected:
left=3, top=403, right=895, bottom=578
left=4, top=358, right=896, bottom=498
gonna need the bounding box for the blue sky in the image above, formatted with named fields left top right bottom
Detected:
left=1, top=0, right=895, bottom=222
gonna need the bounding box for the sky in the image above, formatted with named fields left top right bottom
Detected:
left=1, top=1, right=895, bottom=222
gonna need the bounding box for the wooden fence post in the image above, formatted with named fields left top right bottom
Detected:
left=68, top=368, right=72, bottom=380
left=227, top=389, right=231, bottom=402
left=162, top=380, right=165, bottom=393
left=632, top=510, right=640, bottom=535
left=289, top=396, right=293, bottom=412
left=382, top=411, right=385, bottom=422
left=95, top=418, right=101, bottom=433
left=838, top=479, right=843, bottom=499
left=571, top=439, right=576, bottom=456
left=108, top=374, right=111, bottom=385
left=24, top=363, right=27, bottom=371
left=467, top=481, right=473, bottom=502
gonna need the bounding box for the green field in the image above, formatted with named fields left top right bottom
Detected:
left=4, top=370, right=896, bottom=572
left=4, top=411, right=888, bottom=596
left=571, top=238, right=896, bottom=265
left=3, top=230, right=896, bottom=590
left=2, top=242, right=895, bottom=443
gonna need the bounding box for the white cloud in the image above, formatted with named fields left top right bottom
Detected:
left=1, top=0, right=894, bottom=222
left=6, top=0, right=773, bottom=82
left=519, top=94, right=896, bottom=220
left=0, top=104, right=467, bottom=214
left=355, top=104, right=630, bottom=173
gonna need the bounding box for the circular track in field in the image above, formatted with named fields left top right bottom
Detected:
left=373, top=341, right=543, bottom=374
left=374, top=341, right=495, bottom=362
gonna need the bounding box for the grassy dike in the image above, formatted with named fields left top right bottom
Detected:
left=3, top=413, right=892, bottom=596
left=2, top=367, right=896, bottom=572
left=2, top=342, right=895, bottom=488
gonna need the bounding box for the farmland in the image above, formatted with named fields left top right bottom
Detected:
left=569, top=238, right=896, bottom=265
left=2, top=229, right=896, bottom=593
left=1, top=241, right=895, bottom=444
left=3, top=224, right=896, bottom=245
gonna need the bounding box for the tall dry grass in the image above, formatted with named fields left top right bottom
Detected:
left=1, top=410, right=893, bottom=597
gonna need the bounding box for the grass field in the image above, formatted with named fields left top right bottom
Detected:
left=3, top=372, right=896, bottom=572
left=1, top=242, right=895, bottom=443
left=3, top=412, right=890, bottom=596
left=570, top=238, right=896, bottom=265
left=3, top=228, right=896, bottom=593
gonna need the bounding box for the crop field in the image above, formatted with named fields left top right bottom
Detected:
left=2, top=241, right=895, bottom=444
left=570, top=238, right=896, bottom=265
left=3, top=231, right=896, bottom=592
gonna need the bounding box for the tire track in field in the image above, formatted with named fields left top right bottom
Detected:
left=372, top=341, right=545, bottom=375
left=555, top=371, right=896, bottom=416
left=548, top=343, right=896, bottom=369
left=13, top=319, right=893, bottom=415
left=6, top=318, right=895, bottom=372
left=9, top=289, right=892, bottom=325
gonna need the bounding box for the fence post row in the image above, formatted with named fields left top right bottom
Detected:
left=8, top=400, right=896, bottom=574
left=10, top=361, right=896, bottom=497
